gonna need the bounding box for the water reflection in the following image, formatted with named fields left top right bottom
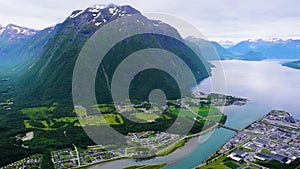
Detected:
left=198, top=60, right=300, bottom=118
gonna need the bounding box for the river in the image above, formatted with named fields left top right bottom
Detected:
left=89, top=60, right=300, bottom=169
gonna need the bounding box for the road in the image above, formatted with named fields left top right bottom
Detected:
left=64, top=130, right=81, bottom=166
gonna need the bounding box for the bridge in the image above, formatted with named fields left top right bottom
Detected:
left=218, top=123, right=240, bottom=133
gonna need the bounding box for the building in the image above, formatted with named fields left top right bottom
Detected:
left=254, top=139, right=269, bottom=147
left=228, top=150, right=248, bottom=162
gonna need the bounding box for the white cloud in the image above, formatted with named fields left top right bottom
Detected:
left=0, top=0, right=299, bottom=42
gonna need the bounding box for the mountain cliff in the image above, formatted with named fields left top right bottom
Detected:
left=11, top=4, right=211, bottom=109
left=0, top=24, right=58, bottom=77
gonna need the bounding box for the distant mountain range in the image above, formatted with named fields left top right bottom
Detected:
left=186, top=37, right=300, bottom=61
left=229, top=39, right=300, bottom=59
left=186, top=37, right=266, bottom=61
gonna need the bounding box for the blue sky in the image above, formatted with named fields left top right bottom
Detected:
left=0, top=0, right=299, bottom=43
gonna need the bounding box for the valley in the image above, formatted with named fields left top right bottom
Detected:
left=0, top=2, right=299, bottom=169
left=0, top=91, right=246, bottom=168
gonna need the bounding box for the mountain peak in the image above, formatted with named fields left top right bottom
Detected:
left=0, top=25, right=5, bottom=34
left=68, top=4, right=140, bottom=27
left=0, top=23, right=37, bottom=37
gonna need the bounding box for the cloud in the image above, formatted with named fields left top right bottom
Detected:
left=0, top=0, right=299, bottom=42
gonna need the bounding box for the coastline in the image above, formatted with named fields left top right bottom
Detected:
left=156, top=123, right=220, bottom=157
left=82, top=123, right=220, bottom=169
left=195, top=110, right=300, bottom=169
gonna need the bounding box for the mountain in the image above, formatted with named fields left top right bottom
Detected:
left=0, top=24, right=37, bottom=41
left=186, top=37, right=265, bottom=61
left=0, top=4, right=213, bottom=167
left=0, top=24, right=58, bottom=77
left=218, top=40, right=236, bottom=48
left=282, top=60, right=300, bottom=70
left=12, top=4, right=211, bottom=108
left=229, top=39, right=300, bottom=59
left=0, top=24, right=37, bottom=64
left=0, top=24, right=37, bottom=60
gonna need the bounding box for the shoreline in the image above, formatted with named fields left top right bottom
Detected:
left=195, top=114, right=266, bottom=168
left=81, top=123, right=220, bottom=169
left=156, top=122, right=219, bottom=157
left=195, top=110, right=300, bottom=169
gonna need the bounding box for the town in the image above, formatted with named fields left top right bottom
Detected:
left=51, top=131, right=182, bottom=169
left=1, top=154, right=42, bottom=169
left=199, top=110, right=300, bottom=169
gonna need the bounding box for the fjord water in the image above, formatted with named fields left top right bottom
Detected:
left=200, top=60, right=300, bottom=119
left=90, top=60, right=300, bottom=169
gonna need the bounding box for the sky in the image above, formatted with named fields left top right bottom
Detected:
left=0, top=0, right=299, bottom=44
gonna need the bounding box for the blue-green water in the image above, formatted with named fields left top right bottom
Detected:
left=90, top=60, right=300, bottom=168
left=164, top=128, right=235, bottom=169
left=163, top=103, right=269, bottom=169
left=90, top=103, right=268, bottom=169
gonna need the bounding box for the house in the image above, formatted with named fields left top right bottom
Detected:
left=257, top=152, right=288, bottom=163
left=254, top=155, right=266, bottom=161
left=285, top=116, right=296, bottom=123
left=269, top=134, right=280, bottom=140
left=254, top=139, right=269, bottom=147
left=233, top=150, right=248, bottom=158
left=272, top=154, right=288, bottom=163
left=228, top=153, right=242, bottom=162
left=228, top=150, right=248, bottom=162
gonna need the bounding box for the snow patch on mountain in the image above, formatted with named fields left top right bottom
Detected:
left=0, top=25, right=5, bottom=34
left=218, top=40, right=236, bottom=48
left=10, top=24, right=36, bottom=36
left=68, top=4, right=139, bottom=27
left=0, top=24, right=37, bottom=39
left=69, top=10, right=85, bottom=18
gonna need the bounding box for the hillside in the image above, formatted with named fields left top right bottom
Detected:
left=0, top=5, right=215, bottom=167
left=10, top=4, right=211, bottom=109
left=0, top=24, right=58, bottom=77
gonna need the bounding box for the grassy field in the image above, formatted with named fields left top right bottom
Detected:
left=54, top=117, right=77, bottom=123
left=261, top=148, right=271, bottom=154
left=199, top=154, right=247, bottom=169
left=21, top=105, right=79, bottom=130
left=207, top=116, right=223, bottom=123
left=178, top=109, right=198, bottom=118
left=224, top=161, right=239, bottom=169
left=169, top=106, right=196, bottom=118
left=23, top=117, right=78, bottom=130
left=48, top=102, right=58, bottom=111
left=78, top=114, right=124, bottom=126
left=75, top=107, right=87, bottom=118
left=21, top=107, right=49, bottom=119
left=190, top=105, right=222, bottom=117
left=135, top=113, right=160, bottom=121
left=169, top=105, right=222, bottom=120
